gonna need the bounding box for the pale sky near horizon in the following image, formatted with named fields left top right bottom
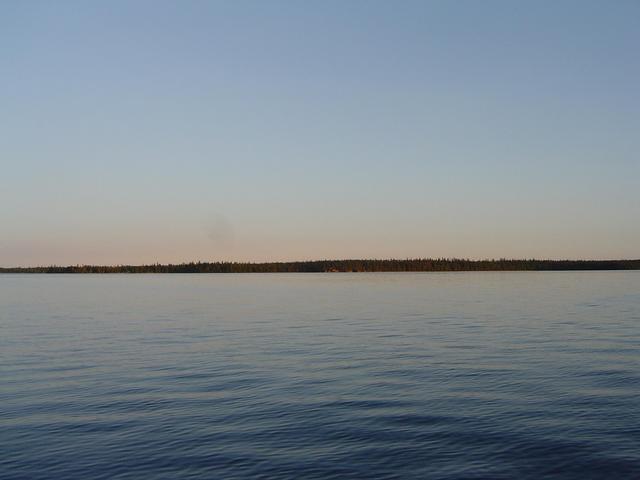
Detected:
left=2, top=0, right=639, bottom=266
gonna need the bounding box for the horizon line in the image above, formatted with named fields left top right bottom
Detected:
left=2, top=257, right=640, bottom=272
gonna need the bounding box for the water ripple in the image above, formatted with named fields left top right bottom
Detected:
left=1, top=272, right=639, bottom=479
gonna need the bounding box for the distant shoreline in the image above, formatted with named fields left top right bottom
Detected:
left=1, top=259, right=639, bottom=273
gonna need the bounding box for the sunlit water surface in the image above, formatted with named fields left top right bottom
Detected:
left=2, top=272, right=639, bottom=479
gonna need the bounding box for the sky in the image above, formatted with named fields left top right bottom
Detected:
left=2, top=0, right=639, bottom=266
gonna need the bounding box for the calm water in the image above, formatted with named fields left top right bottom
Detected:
left=1, top=272, right=639, bottom=479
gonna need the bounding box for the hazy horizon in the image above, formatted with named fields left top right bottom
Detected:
left=3, top=0, right=639, bottom=266
left=4, top=257, right=640, bottom=271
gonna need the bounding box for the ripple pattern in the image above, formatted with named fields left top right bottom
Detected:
left=1, top=272, right=639, bottom=479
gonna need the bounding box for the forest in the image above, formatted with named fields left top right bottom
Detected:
left=1, top=258, right=639, bottom=273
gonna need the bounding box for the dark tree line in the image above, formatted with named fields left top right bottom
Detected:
left=1, top=258, right=639, bottom=273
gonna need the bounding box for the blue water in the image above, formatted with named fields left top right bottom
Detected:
left=1, top=272, right=639, bottom=479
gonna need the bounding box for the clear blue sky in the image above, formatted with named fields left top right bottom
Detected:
left=2, top=0, right=639, bottom=265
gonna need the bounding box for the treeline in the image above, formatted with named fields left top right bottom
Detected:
left=1, top=258, right=639, bottom=273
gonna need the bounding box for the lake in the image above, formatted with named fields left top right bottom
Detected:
left=2, top=272, right=639, bottom=479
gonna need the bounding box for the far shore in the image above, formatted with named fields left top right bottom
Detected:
left=2, top=258, right=639, bottom=274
